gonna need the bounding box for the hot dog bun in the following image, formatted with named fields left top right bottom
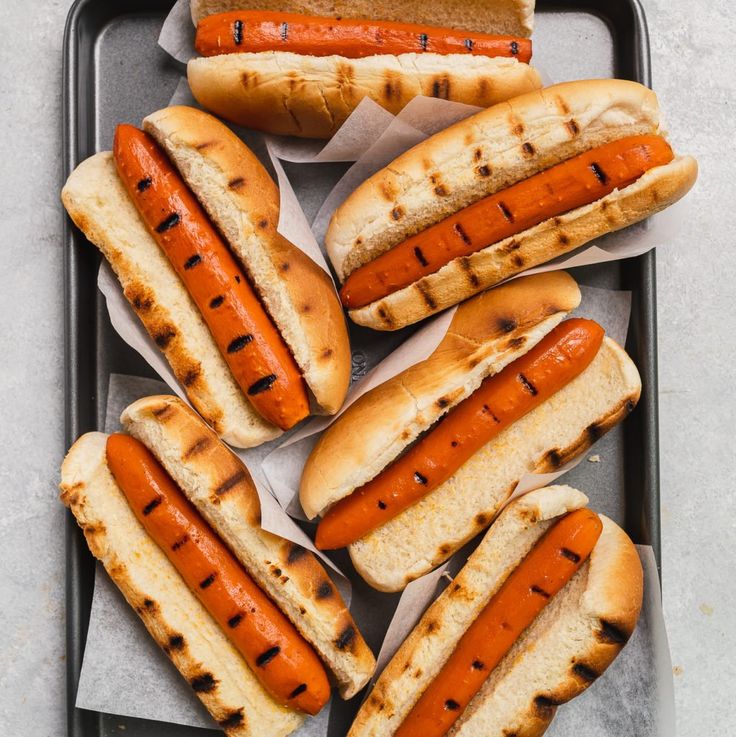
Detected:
left=190, top=0, right=536, bottom=38
left=301, top=273, right=641, bottom=591
left=62, top=107, right=351, bottom=447
left=326, top=79, right=698, bottom=329
left=120, top=394, right=375, bottom=699
left=187, top=53, right=541, bottom=139
left=60, top=432, right=304, bottom=737
left=349, top=485, right=643, bottom=737
left=142, top=106, right=350, bottom=415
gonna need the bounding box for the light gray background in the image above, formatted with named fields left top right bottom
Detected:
left=0, top=0, right=733, bottom=735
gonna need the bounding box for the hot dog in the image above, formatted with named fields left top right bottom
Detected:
left=62, top=105, right=351, bottom=447
left=327, top=79, right=698, bottom=329
left=106, top=432, right=330, bottom=714
left=339, top=135, right=673, bottom=310
left=301, top=272, right=642, bottom=591
left=315, top=318, right=604, bottom=550
left=348, top=486, right=644, bottom=737
left=186, top=0, right=541, bottom=138
left=114, top=125, right=309, bottom=431
left=195, top=11, right=532, bottom=62
left=61, top=396, right=376, bottom=736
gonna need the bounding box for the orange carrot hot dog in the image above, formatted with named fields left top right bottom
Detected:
left=106, top=433, right=330, bottom=714
left=394, top=508, right=603, bottom=737
left=315, top=318, right=604, bottom=550
left=195, top=11, right=532, bottom=63
left=340, top=134, right=674, bottom=309
left=113, top=124, right=309, bottom=431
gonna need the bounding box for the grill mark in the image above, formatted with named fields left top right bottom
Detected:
left=472, top=660, right=484, bottom=670
left=566, top=119, right=580, bottom=136
left=547, top=449, right=563, bottom=468
left=597, top=619, right=630, bottom=644
left=316, top=581, right=333, bottom=599
left=289, top=683, right=308, bottom=699
left=183, top=368, right=199, bottom=387
left=445, top=699, right=460, bottom=710
left=233, top=19, right=243, bottom=45
left=154, top=328, right=176, bottom=349
left=336, top=625, right=356, bottom=650
left=465, top=38, right=474, bottom=51
left=142, top=497, right=161, bottom=515
left=167, top=634, right=184, bottom=651
left=209, top=295, right=224, bottom=309
left=377, top=500, right=387, bottom=509
left=183, top=254, right=201, bottom=270
left=531, top=584, right=551, bottom=598
left=498, top=201, right=515, bottom=223
left=199, top=573, right=216, bottom=589
left=453, top=222, right=472, bottom=245
left=432, top=77, right=450, bottom=99
left=477, top=164, right=491, bottom=177
left=219, top=710, right=244, bottom=729
left=573, top=662, right=599, bottom=682
left=587, top=422, right=604, bottom=441
left=419, top=33, right=428, bottom=50
left=215, top=469, right=247, bottom=496
left=534, top=695, right=559, bottom=719
left=228, top=613, right=244, bottom=628
left=228, top=176, right=245, bottom=189
left=143, top=598, right=155, bottom=610
left=459, top=257, right=479, bottom=286
left=152, top=404, right=174, bottom=420
left=155, top=213, right=180, bottom=233
left=191, top=673, right=217, bottom=693
left=280, top=22, right=288, bottom=41
left=499, top=317, right=517, bottom=333
left=483, top=405, right=500, bottom=424
left=248, top=374, right=277, bottom=395
left=172, top=534, right=189, bottom=551
left=417, top=283, right=437, bottom=310
left=414, top=246, right=429, bottom=267
left=414, top=471, right=428, bottom=485
left=518, top=373, right=538, bottom=395
left=522, top=142, right=535, bottom=156
left=136, top=177, right=152, bottom=192
left=511, top=40, right=520, bottom=55
left=590, top=162, right=608, bottom=184
left=256, top=646, right=280, bottom=667
left=227, top=334, right=253, bottom=353
left=561, top=547, right=581, bottom=563
left=287, top=544, right=307, bottom=563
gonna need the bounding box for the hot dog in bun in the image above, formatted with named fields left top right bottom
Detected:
left=187, top=0, right=542, bottom=138
left=349, top=485, right=643, bottom=737
left=300, top=272, right=641, bottom=591
left=62, top=106, right=350, bottom=448
left=327, top=79, right=698, bottom=330
left=60, top=395, right=375, bottom=736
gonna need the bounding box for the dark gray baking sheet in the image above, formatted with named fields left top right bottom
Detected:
left=62, top=1, right=660, bottom=734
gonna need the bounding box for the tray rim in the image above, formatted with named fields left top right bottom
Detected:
left=61, top=0, right=660, bottom=733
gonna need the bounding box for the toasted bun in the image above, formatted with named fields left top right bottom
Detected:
left=121, top=395, right=375, bottom=698
left=61, top=153, right=279, bottom=448
left=327, top=80, right=663, bottom=281
left=60, top=432, right=303, bottom=737
left=349, top=485, right=643, bottom=737
left=349, top=335, right=641, bottom=591
left=300, top=272, right=581, bottom=519
left=347, top=155, right=698, bottom=330
left=188, top=52, right=542, bottom=139
left=191, top=0, right=535, bottom=39
left=143, top=106, right=350, bottom=414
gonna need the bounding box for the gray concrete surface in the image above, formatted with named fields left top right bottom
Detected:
left=0, top=1, right=732, bottom=735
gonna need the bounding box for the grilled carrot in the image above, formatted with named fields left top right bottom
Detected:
left=315, top=318, right=604, bottom=550
left=106, top=433, right=330, bottom=714
left=113, top=124, right=309, bottom=431
left=340, top=135, right=674, bottom=309
left=195, top=11, right=532, bottom=62
left=394, top=508, right=603, bottom=737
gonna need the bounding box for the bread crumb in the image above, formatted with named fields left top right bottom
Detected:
left=588, top=454, right=601, bottom=463
left=672, top=665, right=683, bottom=676
left=699, top=603, right=714, bottom=616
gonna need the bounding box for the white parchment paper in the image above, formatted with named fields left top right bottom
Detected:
left=372, top=545, right=673, bottom=737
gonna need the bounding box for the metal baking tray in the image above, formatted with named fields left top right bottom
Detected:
left=62, top=1, right=660, bottom=734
